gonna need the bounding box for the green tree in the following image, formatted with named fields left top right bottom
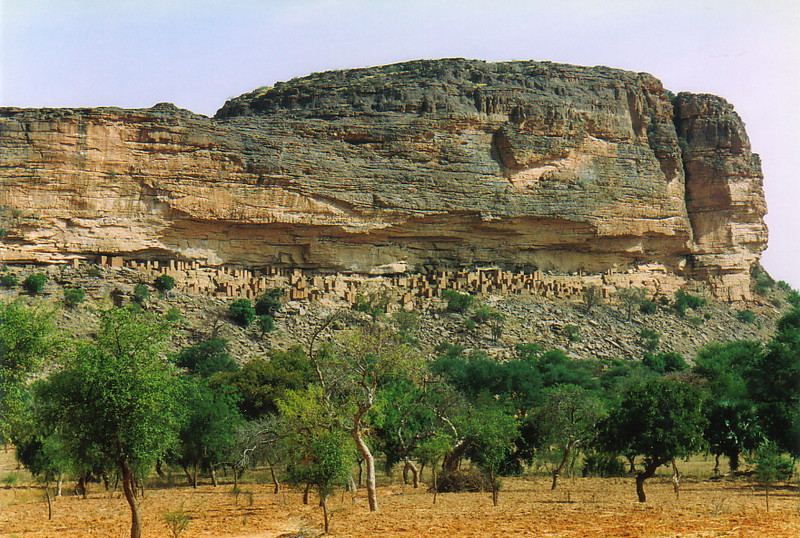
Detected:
left=441, top=289, right=474, bottom=313
left=154, top=274, right=176, bottom=293
left=176, top=338, right=238, bottom=378
left=535, top=385, right=606, bottom=490
left=642, top=352, right=687, bottom=374
left=749, top=440, right=794, bottom=511
left=63, top=288, right=85, bottom=309
left=254, top=288, right=284, bottom=317
left=229, top=298, right=256, bottom=327
left=464, top=399, right=518, bottom=506
left=582, top=285, right=602, bottom=314
left=23, top=272, right=47, bottom=295
left=0, top=302, right=55, bottom=439
left=37, top=307, right=183, bottom=538
left=598, top=379, right=706, bottom=502
left=170, top=378, right=243, bottom=488
left=616, top=287, right=648, bottom=321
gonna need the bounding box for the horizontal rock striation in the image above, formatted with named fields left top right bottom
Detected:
left=0, top=59, right=766, bottom=299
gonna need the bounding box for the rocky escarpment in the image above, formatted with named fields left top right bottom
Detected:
left=0, top=59, right=766, bottom=299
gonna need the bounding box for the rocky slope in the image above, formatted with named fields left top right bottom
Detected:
left=0, top=59, right=767, bottom=300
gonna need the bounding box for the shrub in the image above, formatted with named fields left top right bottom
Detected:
left=736, top=310, right=756, bottom=324
left=436, top=468, right=490, bottom=493
left=166, top=307, right=182, bottom=321
left=133, top=283, right=151, bottom=304
left=583, top=285, right=602, bottom=313
left=154, top=274, right=176, bottom=293
left=581, top=451, right=626, bottom=477
left=639, top=299, right=657, bottom=315
left=787, top=290, right=800, bottom=307
left=464, top=318, right=477, bottom=331
left=23, top=273, right=47, bottom=294
left=775, top=280, right=791, bottom=292
left=751, top=263, right=775, bottom=295
left=640, top=328, right=661, bottom=351
left=441, top=289, right=474, bottom=313
left=642, top=351, right=687, bottom=373
left=564, top=324, right=581, bottom=344
left=229, top=298, right=256, bottom=327
left=256, top=314, right=274, bottom=336
left=471, top=304, right=493, bottom=324
left=63, top=288, right=85, bottom=308
left=87, top=266, right=102, bottom=278
left=688, top=316, right=704, bottom=327
left=0, top=273, right=18, bottom=288
left=673, top=290, right=705, bottom=317
left=163, top=505, right=191, bottom=538
left=254, top=288, right=283, bottom=316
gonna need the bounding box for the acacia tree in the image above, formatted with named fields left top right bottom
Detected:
left=38, top=307, right=183, bottom=538
left=535, top=384, right=606, bottom=490
left=0, top=301, right=55, bottom=439
left=598, top=379, right=706, bottom=502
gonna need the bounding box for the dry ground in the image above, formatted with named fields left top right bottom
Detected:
left=2, top=451, right=799, bottom=537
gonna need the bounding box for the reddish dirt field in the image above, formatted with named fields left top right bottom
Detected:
left=2, top=451, right=798, bottom=537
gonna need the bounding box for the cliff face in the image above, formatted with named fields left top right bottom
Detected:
left=0, top=59, right=766, bottom=299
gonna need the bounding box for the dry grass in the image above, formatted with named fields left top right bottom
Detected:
left=2, top=450, right=798, bottom=537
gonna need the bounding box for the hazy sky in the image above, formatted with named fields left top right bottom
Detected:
left=2, top=0, right=799, bottom=286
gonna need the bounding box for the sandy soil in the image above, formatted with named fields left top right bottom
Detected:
left=2, top=451, right=798, bottom=537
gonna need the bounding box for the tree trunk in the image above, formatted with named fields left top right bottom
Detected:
left=120, top=458, right=142, bottom=538
left=56, top=475, right=63, bottom=498
left=192, top=462, right=199, bottom=489
left=357, top=458, right=363, bottom=486
left=269, top=464, right=279, bottom=494
left=351, top=429, right=378, bottom=511
left=490, top=469, right=499, bottom=506
left=321, top=493, right=330, bottom=534
left=432, top=467, right=438, bottom=505
left=627, top=454, right=636, bottom=474
left=670, top=459, right=681, bottom=499
left=635, top=458, right=665, bottom=503
left=182, top=465, right=194, bottom=487
left=441, top=440, right=469, bottom=474
left=551, top=446, right=572, bottom=491
left=77, top=475, right=87, bottom=499
left=210, top=466, right=218, bottom=487
left=728, top=451, right=740, bottom=473
left=713, top=454, right=720, bottom=475
left=402, top=462, right=410, bottom=484
left=405, top=459, right=419, bottom=488
left=45, top=486, right=52, bottom=520
left=155, top=460, right=165, bottom=478
left=303, top=482, right=311, bottom=505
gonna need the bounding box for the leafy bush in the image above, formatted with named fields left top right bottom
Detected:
left=166, top=307, right=181, bottom=321
left=751, top=263, right=775, bottom=295
left=787, top=290, right=800, bottom=308
left=642, top=351, right=687, bottom=373
left=775, top=280, right=791, bottom=292
left=736, top=310, right=756, bottom=324
left=229, top=298, right=256, bottom=327
left=154, top=274, right=176, bottom=293
left=640, top=328, right=661, bottom=351
left=564, top=324, right=581, bottom=344
left=583, top=285, right=602, bottom=313
left=163, top=505, right=191, bottom=538
left=464, top=318, right=477, bottom=331
left=0, top=273, right=18, bottom=288
left=254, top=288, right=283, bottom=316
left=639, top=299, right=657, bottom=315
left=471, top=304, right=493, bottom=324
left=63, top=288, right=85, bottom=308
left=133, top=283, right=151, bottom=304
left=673, top=290, right=705, bottom=317
left=581, top=451, right=626, bottom=477
left=87, top=266, right=102, bottom=278
left=176, top=338, right=237, bottom=377
left=256, top=314, right=275, bottom=336
left=23, top=273, right=47, bottom=295
left=441, top=289, right=474, bottom=313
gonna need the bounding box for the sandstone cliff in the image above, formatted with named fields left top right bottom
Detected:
left=0, top=59, right=767, bottom=299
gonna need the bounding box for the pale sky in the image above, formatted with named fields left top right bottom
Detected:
left=2, top=0, right=799, bottom=287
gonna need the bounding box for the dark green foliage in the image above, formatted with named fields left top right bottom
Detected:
left=176, top=338, right=238, bottom=378
left=229, top=298, right=256, bottom=327
left=471, top=304, right=493, bottom=324
left=703, top=400, right=761, bottom=472
left=254, top=288, right=283, bottom=317
left=170, top=377, right=243, bottom=487
left=673, top=289, right=706, bottom=317
left=776, top=280, right=792, bottom=292
left=736, top=310, right=755, bottom=324
left=63, top=287, right=85, bottom=308
left=564, top=324, right=581, bottom=345
left=749, top=440, right=795, bottom=511
left=598, top=379, right=706, bottom=501
left=23, top=273, right=47, bottom=295
left=517, top=344, right=600, bottom=391
left=86, top=266, right=102, bottom=278
left=154, top=274, right=176, bottom=293
left=0, top=273, right=17, bottom=288
left=581, top=451, right=626, bottom=477
left=639, top=328, right=661, bottom=351
left=441, top=289, right=474, bottom=313
left=642, top=352, right=687, bottom=374
left=464, top=318, right=476, bottom=331
left=212, top=346, right=313, bottom=419
left=639, top=299, right=657, bottom=314
left=751, top=263, right=775, bottom=295
left=787, top=290, right=800, bottom=307
left=166, top=307, right=181, bottom=321
left=256, top=314, right=274, bottom=337
left=132, top=283, right=150, bottom=304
